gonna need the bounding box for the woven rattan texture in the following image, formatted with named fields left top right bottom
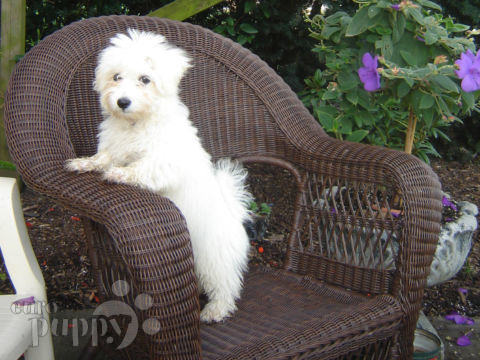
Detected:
left=4, top=15, right=443, bottom=359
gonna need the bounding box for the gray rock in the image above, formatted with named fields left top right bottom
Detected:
left=427, top=199, right=478, bottom=287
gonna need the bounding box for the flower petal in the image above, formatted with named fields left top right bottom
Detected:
left=445, top=313, right=475, bottom=325
left=457, top=335, right=471, bottom=347
left=461, top=74, right=480, bottom=92
left=358, top=68, right=380, bottom=92
left=12, top=296, right=35, bottom=306
left=362, top=53, right=376, bottom=69
left=456, top=51, right=474, bottom=79
left=465, top=49, right=476, bottom=62
left=442, top=195, right=452, bottom=207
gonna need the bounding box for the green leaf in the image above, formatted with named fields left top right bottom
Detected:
left=345, top=6, right=371, bottom=37
left=400, top=50, right=417, bottom=66
left=338, top=71, right=358, bottom=91
left=407, top=7, right=425, bottom=25
left=244, top=0, right=255, bottom=13
left=461, top=91, right=475, bottom=110
left=376, top=1, right=391, bottom=9
left=0, top=161, right=16, bottom=171
left=431, top=75, right=460, bottom=93
left=347, top=130, right=369, bottom=142
left=419, top=93, right=435, bottom=109
left=447, top=23, right=470, bottom=33
left=391, top=32, right=429, bottom=65
left=432, top=128, right=450, bottom=142
left=404, top=76, right=415, bottom=87
left=436, top=96, right=451, bottom=114
left=314, top=105, right=337, bottom=130
left=325, top=11, right=349, bottom=25
left=423, top=30, right=438, bottom=45
left=322, top=91, right=339, bottom=100
left=368, top=6, right=380, bottom=18
left=397, top=81, right=411, bottom=98
left=392, top=13, right=406, bottom=43
left=421, top=107, right=434, bottom=127
left=249, top=201, right=258, bottom=213
left=239, top=23, right=258, bottom=34
left=355, top=111, right=375, bottom=127
left=321, top=26, right=341, bottom=39
left=357, top=91, right=372, bottom=110
left=418, top=0, right=442, bottom=11
left=375, top=35, right=393, bottom=58
left=259, top=203, right=272, bottom=216
left=237, top=34, right=248, bottom=45
left=340, top=116, right=353, bottom=134
left=346, top=90, right=359, bottom=105
left=213, top=25, right=225, bottom=34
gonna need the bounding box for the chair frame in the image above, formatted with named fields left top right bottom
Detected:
left=4, top=15, right=442, bottom=359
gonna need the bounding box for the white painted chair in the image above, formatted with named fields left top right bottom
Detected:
left=0, top=177, right=54, bottom=360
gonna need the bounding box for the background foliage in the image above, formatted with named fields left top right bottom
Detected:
left=300, top=0, right=479, bottom=162
left=25, top=0, right=171, bottom=49
left=23, top=0, right=480, bottom=161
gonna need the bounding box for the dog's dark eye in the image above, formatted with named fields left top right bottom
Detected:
left=113, top=73, right=122, bottom=81
left=139, top=76, right=151, bottom=85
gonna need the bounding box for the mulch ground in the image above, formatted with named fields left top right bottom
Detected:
left=1, top=159, right=479, bottom=319
left=423, top=159, right=480, bottom=318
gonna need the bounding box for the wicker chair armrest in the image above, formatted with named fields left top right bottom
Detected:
left=294, top=134, right=442, bottom=293
left=3, top=151, right=201, bottom=358
left=282, top=130, right=442, bottom=357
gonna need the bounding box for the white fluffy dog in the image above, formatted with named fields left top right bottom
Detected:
left=66, top=29, right=252, bottom=323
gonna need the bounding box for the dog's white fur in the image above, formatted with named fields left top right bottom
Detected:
left=66, top=29, right=252, bottom=322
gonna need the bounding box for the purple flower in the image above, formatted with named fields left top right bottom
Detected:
left=445, top=312, right=475, bottom=325
left=12, top=296, right=35, bottom=306
left=442, top=195, right=458, bottom=211
left=391, top=4, right=401, bottom=11
left=455, top=49, right=480, bottom=92
left=416, top=36, right=425, bottom=42
left=458, top=287, right=468, bottom=294
left=457, top=335, right=471, bottom=346
left=358, top=53, right=381, bottom=92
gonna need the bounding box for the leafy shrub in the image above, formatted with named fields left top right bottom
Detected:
left=193, top=0, right=319, bottom=91
left=26, top=0, right=170, bottom=49
left=437, top=0, right=480, bottom=29
left=301, top=0, right=480, bottom=162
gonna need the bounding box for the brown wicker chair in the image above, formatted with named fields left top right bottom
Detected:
left=4, top=15, right=442, bottom=359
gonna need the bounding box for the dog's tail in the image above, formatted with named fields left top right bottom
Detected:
left=214, top=159, right=253, bottom=223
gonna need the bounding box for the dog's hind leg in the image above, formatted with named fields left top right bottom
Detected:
left=196, top=221, right=249, bottom=323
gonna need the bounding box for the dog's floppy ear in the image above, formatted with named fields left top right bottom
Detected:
left=151, top=45, right=192, bottom=96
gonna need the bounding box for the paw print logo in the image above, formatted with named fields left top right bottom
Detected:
left=92, top=280, right=161, bottom=349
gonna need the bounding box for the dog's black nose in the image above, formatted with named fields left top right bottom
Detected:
left=117, top=97, right=131, bottom=110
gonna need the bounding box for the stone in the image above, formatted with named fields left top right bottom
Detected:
left=427, top=199, right=478, bottom=287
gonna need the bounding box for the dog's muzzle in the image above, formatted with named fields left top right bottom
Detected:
left=117, top=97, right=131, bottom=110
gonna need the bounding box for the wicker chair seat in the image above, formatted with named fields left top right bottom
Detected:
left=201, top=266, right=402, bottom=359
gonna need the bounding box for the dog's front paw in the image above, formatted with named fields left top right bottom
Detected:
left=65, top=158, right=98, bottom=173
left=103, top=167, right=136, bottom=185
left=200, top=300, right=236, bottom=323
